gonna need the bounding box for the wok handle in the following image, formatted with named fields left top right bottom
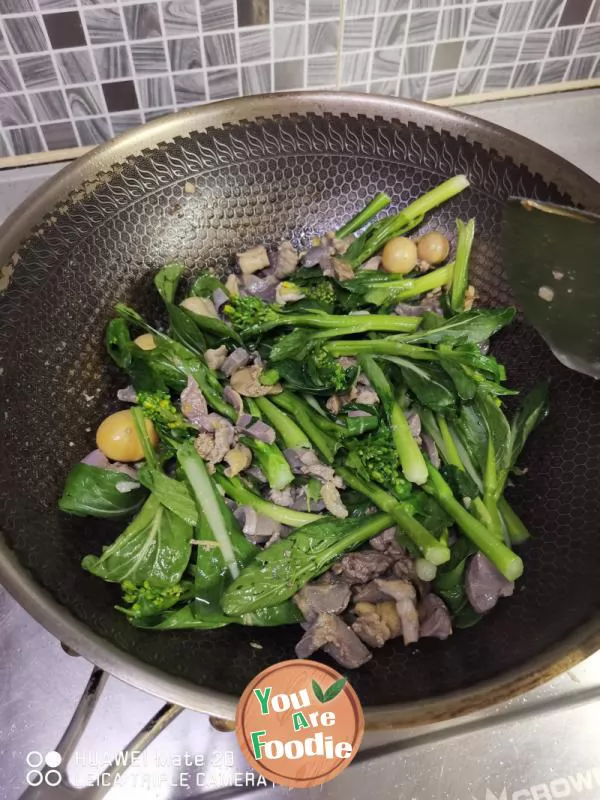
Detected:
left=19, top=665, right=183, bottom=799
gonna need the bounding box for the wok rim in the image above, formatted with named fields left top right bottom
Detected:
left=1, top=91, right=600, bottom=727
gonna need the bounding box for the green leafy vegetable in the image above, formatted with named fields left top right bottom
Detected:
left=59, top=463, right=147, bottom=519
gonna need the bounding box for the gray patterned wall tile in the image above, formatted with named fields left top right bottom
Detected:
left=500, top=1, right=532, bottom=33
left=31, top=89, right=68, bottom=122
left=593, top=56, right=600, bottom=74
left=460, top=36, right=493, bottom=69
left=237, top=0, right=270, bottom=26
left=42, top=120, right=77, bottom=148
left=110, top=111, right=142, bottom=133
left=144, top=106, right=174, bottom=120
left=342, top=81, right=367, bottom=90
left=560, top=0, right=593, bottom=25
left=168, top=36, right=204, bottom=71
left=173, top=70, right=206, bottom=102
left=8, top=125, right=43, bottom=154
left=274, top=57, right=304, bottom=88
left=94, top=45, right=132, bottom=81
left=273, top=0, right=306, bottom=22
left=102, top=79, right=138, bottom=111
left=455, top=66, right=485, bottom=94
left=0, top=94, right=32, bottom=125
left=484, top=64, right=512, bottom=89
left=539, top=57, right=570, bottom=81
left=55, top=49, right=95, bottom=84
left=200, top=0, right=235, bottom=32
left=307, top=53, right=336, bottom=85
left=512, top=60, right=540, bottom=85
left=308, top=20, right=338, bottom=53
left=0, top=0, right=35, bottom=11
left=469, top=3, right=502, bottom=36
left=38, top=0, right=77, bottom=6
left=43, top=11, right=86, bottom=49
left=0, top=27, right=7, bottom=56
left=577, top=23, right=600, bottom=51
left=207, top=67, right=238, bottom=98
left=76, top=116, right=109, bottom=145
left=123, top=3, right=162, bottom=41
left=162, top=1, right=198, bottom=35
left=131, top=41, right=167, bottom=74
left=520, top=30, right=551, bottom=59
left=408, top=10, right=439, bottom=43
left=438, top=6, right=469, bottom=39
left=274, top=23, right=305, bottom=59
left=590, top=0, right=600, bottom=20
left=341, top=50, right=370, bottom=83
left=309, top=0, right=338, bottom=19
left=549, top=26, right=579, bottom=56
left=432, top=40, right=463, bottom=70
left=241, top=62, right=271, bottom=92
left=375, top=13, right=406, bottom=47
left=403, top=43, right=432, bottom=74
left=83, top=8, right=125, bottom=45
left=204, top=32, right=237, bottom=66
left=398, top=73, right=426, bottom=100
left=370, top=77, right=397, bottom=94
left=567, top=53, right=595, bottom=76
left=530, top=0, right=564, bottom=28
left=371, top=45, right=402, bottom=77
left=491, top=34, right=523, bottom=63
left=66, top=84, right=104, bottom=116
left=346, top=0, right=377, bottom=15
left=342, top=16, right=374, bottom=50
left=426, top=70, right=455, bottom=99
left=4, top=16, right=47, bottom=53
left=239, top=27, right=271, bottom=62
left=0, top=57, right=20, bottom=91
left=137, top=74, right=173, bottom=106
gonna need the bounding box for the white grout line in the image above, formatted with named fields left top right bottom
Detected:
left=155, top=0, right=177, bottom=116
left=393, top=0, right=412, bottom=98
left=268, top=0, right=275, bottom=92
left=365, top=0, right=380, bottom=93
left=231, top=0, right=242, bottom=98
left=335, top=0, right=344, bottom=89
left=303, top=0, right=309, bottom=91
left=422, top=0, right=444, bottom=100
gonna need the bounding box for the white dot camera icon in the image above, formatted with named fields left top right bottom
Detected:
left=26, top=751, right=63, bottom=787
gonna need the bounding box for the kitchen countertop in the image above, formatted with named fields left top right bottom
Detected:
left=2, top=89, right=600, bottom=800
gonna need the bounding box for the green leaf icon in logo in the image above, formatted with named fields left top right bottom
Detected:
left=312, top=677, right=347, bottom=703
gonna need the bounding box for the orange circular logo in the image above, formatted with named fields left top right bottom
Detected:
left=236, top=659, right=364, bottom=788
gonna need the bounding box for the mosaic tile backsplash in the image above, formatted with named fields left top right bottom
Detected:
left=0, top=0, right=598, bottom=157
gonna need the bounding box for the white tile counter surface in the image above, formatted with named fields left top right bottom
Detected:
left=1, top=91, right=600, bottom=800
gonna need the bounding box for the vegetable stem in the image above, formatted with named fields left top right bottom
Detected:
left=498, top=496, right=531, bottom=544
left=327, top=339, right=438, bottom=360
left=253, top=396, right=311, bottom=449
left=450, top=218, right=475, bottom=313
left=364, top=263, right=453, bottom=306
left=336, top=192, right=391, bottom=239
left=271, top=391, right=339, bottom=463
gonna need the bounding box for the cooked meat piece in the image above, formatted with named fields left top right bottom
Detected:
left=320, top=481, right=348, bottom=518
left=193, top=416, right=235, bottom=467
left=377, top=600, right=403, bottom=638
left=116, top=385, right=137, bottom=403
left=81, top=448, right=111, bottom=468
left=230, top=365, right=282, bottom=397
left=338, top=356, right=358, bottom=369
left=391, top=555, right=416, bottom=581
left=180, top=375, right=208, bottom=426
left=244, top=419, right=276, bottom=444
left=418, top=594, right=452, bottom=640
left=283, top=447, right=343, bottom=487
left=237, top=245, right=270, bottom=274
left=352, top=581, right=391, bottom=604
left=212, top=288, right=229, bottom=312
left=180, top=296, right=219, bottom=318
left=290, top=486, right=325, bottom=512
left=273, top=241, right=299, bottom=278
left=354, top=386, right=379, bottom=405
left=352, top=611, right=390, bottom=648
left=223, top=385, right=244, bottom=420
left=246, top=465, right=267, bottom=483
left=465, top=552, right=514, bottom=614
left=464, top=284, right=476, bottom=311
left=332, top=551, right=395, bottom=585
left=332, top=235, right=353, bottom=255
left=221, top=347, right=251, bottom=377
left=348, top=409, right=370, bottom=418
left=241, top=273, right=279, bottom=302
left=421, top=433, right=441, bottom=468
left=296, top=613, right=372, bottom=668
left=362, top=256, right=381, bottom=271
left=405, top=409, right=421, bottom=440
left=303, top=243, right=331, bottom=268
left=269, top=486, right=295, bottom=507
left=225, top=273, right=240, bottom=296
left=204, top=345, right=228, bottom=370
left=234, top=505, right=282, bottom=543
left=394, top=302, right=423, bottom=317
left=369, top=527, right=403, bottom=553
left=331, top=256, right=355, bottom=281
left=223, top=444, right=252, bottom=478
left=294, top=576, right=351, bottom=621
left=375, top=579, right=419, bottom=645
left=325, top=394, right=342, bottom=414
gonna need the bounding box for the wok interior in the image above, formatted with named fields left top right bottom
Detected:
left=2, top=111, right=600, bottom=708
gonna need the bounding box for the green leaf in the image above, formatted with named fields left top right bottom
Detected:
left=395, top=308, right=516, bottom=346
left=154, top=265, right=207, bottom=355
left=82, top=494, right=192, bottom=586
left=181, top=306, right=242, bottom=345
left=391, top=358, right=456, bottom=413
left=322, top=677, right=347, bottom=702
left=509, top=381, right=550, bottom=468
left=190, top=272, right=229, bottom=299
left=453, top=605, right=483, bottom=629
left=106, top=318, right=134, bottom=370
left=312, top=679, right=326, bottom=703
left=137, top=466, right=198, bottom=526
left=154, top=263, right=184, bottom=305
left=59, top=463, right=147, bottom=519
left=441, top=464, right=479, bottom=501
left=475, top=391, right=511, bottom=475
left=439, top=359, right=477, bottom=401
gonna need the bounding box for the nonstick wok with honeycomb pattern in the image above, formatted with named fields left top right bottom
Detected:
left=1, top=94, right=600, bottom=726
